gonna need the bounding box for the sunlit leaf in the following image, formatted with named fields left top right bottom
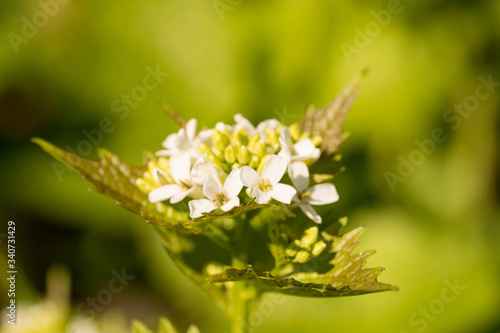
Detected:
left=32, top=138, right=190, bottom=230
left=299, top=69, right=368, bottom=155
left=210, top=225, right=396, bottom=297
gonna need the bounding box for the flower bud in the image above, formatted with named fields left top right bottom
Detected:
left=199, top=143, right=216, bottom=158
left=254, top=139, right=267, bottom=157
left=312, top=241, right=327, bottom=256
left=237, top=146, right=251, bottom=165
left=231, top=129, right=249, bottom=146
left=311, top=136, right=322, bottom=147
left=294, top=250, right=310, bottom=263
left=248, top=155, right=260, bottom=169
left=135, top=178, right=152, bottom=193
left=224, top=145, right=236, bottom=164
left=265, top=128, right=280, bottom=151
left=299, top=227, right=318, bottom=248
left=211, top=129, right=230, bottom=152
left=289, top=123, right=302, bottom=142
left=257, top=154, right=271, bottom=174
left=207, top=155, right=228, bottom=172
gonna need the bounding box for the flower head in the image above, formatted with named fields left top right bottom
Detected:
left=189, top=168, right=243, bottom=218
left=289, top=161, right=339, bottom=223
left=240, top=155, right=296, bottom=204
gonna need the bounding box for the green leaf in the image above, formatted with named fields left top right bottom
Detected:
left=32, top=138, right=190, bottom=230
left=210, top=225, right=397, bottom=297
left=299, top=69, right=368, bottom=155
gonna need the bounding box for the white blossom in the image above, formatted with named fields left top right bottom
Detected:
left=156, top=118, right=200, bottom=158
left=149, top=153, right=198, bottom=204
left=240, top=155, right=296, bottom=204
left=278, top=126, right=320, bottom=163
left=289, top=161, right=339, bottom=223
left=189, top=168, right=243, bottom=218
left=190, top=154, right=225, bottom=185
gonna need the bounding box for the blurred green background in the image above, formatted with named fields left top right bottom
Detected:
left=1, top=0, right=499, bottom=332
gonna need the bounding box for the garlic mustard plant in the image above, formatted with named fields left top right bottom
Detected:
left=34, top=70, right=396, bottom=333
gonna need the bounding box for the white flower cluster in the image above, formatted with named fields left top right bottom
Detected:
left=137, top=115, right=339, bottom=223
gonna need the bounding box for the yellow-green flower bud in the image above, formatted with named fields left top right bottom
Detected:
left=142, top=171, right=155, bottom=184
left=199, top=143, right=215, bottom=158
left=248, top=133, right=260, bottom=147
left=312, top=174, right=334, bottom=183
left=212, top=129, right=230, bottom=152
left=300, top=227, right=318, bottom=248
left=224, top=145, right=236, bottom=164
left=157, top=157, right=169, bottom=171
left=208, top=155, right=228, bottom=172
left=289, top=123, right=302, bottom=142
left=286, top=247, right=298, bottom=258
left=248, top=155, right=260, bottom=169
left=147, top=161, right=158, bottom=174
left=265, top=128, right=280, bottom=151
left=254, top=139, right=267, bottom=157
left=257, top=154, right=271, bottom=174
left=294, top=250, right=310, bottom=263
left=135, top=178, right=152, bottom=193
left=231, top=162, right=241, bottom=170
left=311, top=136, right=322, bottom=147
left=312, top=241, right=327, bottom=256
left=237, top=145, right=251, bottom=165
left=231, top=129, right=249, bottom=146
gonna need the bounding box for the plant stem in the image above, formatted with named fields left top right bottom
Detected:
left=231, top=280, right=252, bottom=333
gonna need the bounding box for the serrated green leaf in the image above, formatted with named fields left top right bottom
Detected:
left=299, top=69, right=368, bottom=155
left=32, top=138, right=190, bottom=229
left=210, top=225, right=396, bottom=297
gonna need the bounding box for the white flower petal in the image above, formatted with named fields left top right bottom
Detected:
left=288, top=161, right=310, bottom=192
left=280, top=126, right=292, bottom=147
left=253, top=187, right=271, bottom=204
left=299, top=204, right=322, bottom=224
left=256, top=119, right=281, bottom=134
left=269, top=183, right=297, bottom=204
left=197, top=129, right=213, bottom=145
left=191, top=155, right=218, bottom=185
left=293, top=138, right=316, bottom=158
left=148, top=184, right=181, bottom=203
left=169, top=153, right=191, bottom=183
left=261, top=155, right=287, bottom=185
left=308, top=183, right=339, bottom=205
left=185, top=118, right=197, bottom=140
left=240, top=166, right=260, bottom=188
left=234, top=114, right=256, bottom=134
left=203, top=174, right=223, bottom=200
left=224, top=168, right=243, bottom=199
left=278, top=136, right=292, bottom=160
left=189, top=199, right=216, bottom=218
left=171, top=187, right=194, bottom=204
left=221, top=197, right=240, bottom=212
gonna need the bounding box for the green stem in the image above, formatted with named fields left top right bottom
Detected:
left=231, top=280, right=252, bottom=333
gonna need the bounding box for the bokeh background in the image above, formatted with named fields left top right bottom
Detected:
left=1, top=0, right=499, bottom=332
